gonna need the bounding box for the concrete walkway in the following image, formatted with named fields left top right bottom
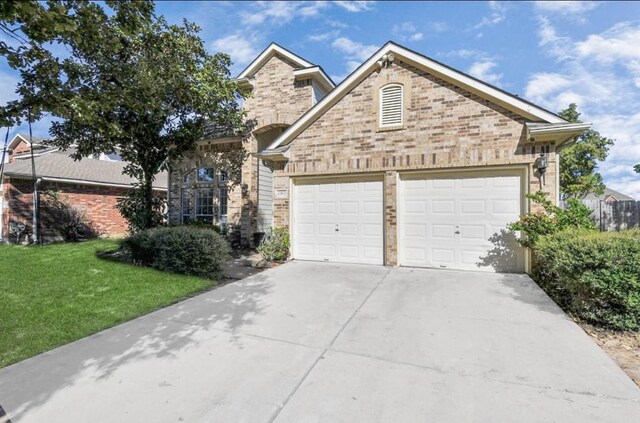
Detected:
left=1, top=262, right=639, bottom=422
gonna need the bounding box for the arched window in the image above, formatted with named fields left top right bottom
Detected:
left=379, top=83, right=404, bottom=128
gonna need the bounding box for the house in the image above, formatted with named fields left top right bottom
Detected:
left=169, top=42, right=590, bottom=273
left=583, top=187, right=635, bottom=203
left=1, top=133, right=167, bottom=242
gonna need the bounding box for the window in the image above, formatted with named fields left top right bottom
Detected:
left=181, top=188, right=192, bottom=223
left=196, top=167, right=215, bottom=182
left=219, top=187, right=228, bottom=217
left=379, top=83, right=403, bottom=128
left=195, top=188, right=215, bottom=223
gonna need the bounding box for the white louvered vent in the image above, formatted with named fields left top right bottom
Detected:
left=379, top=84, right=403, bottom=128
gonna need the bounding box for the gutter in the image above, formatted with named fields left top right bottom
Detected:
left=3, top=174, right=167, bottom=191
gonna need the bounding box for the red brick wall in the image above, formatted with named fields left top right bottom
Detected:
left=9, top=139, right=32, bottom=162
left=1, top=178, right=165, bottom=241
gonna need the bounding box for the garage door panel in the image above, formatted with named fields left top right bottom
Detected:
left=431, top=179, right=455, bottom=189
left=400, top=172, right=524, bottom=273
left=432, top=224, right=455, bottom=239
left=318, top=223, right=336, bottom=235
left=461, top=200, right=486, bottom=214
left=460, top=225, right=486, bottom=240
left=432, top=200, right=454, bottom=214
left=492, top=199, right=519, bottom=214
left=293, top=179, right=383, bottom=265
left=432, top=248, right=455, bottom=264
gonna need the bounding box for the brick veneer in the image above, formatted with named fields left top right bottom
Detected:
left=1, top=177, right=160, bottom=242
left=171, top=52, right=559, bottom=265
left=271, top=59, right=558, bottom=265
left=168, top=53, right=316, bottom=246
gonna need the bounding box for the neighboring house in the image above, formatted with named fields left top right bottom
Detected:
left=169, top=42, right=589, bottom=273
left=583, top=187, right=635, bottom=203
left=1, top=133, right=167, bottom=242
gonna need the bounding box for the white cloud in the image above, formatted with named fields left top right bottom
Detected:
left=534, top=1, right=599, bottom=15
left=576, top=22, right=640, bottom=63
left=526, top=20, right=640, bottom=198
left=211, top=34, right=260, bottom=68
left=308, top=30, right=340, bottom=42
left=329, top=37, right=379, bottom=83
left=334, top=1, right=373, bottom=13
left=468, top=60, right=503, bottom=86
left=471, top=1, right=509, bottom=30
left=392, top=22, right=424, bottom=42
left=239, top=1, right=329, bottom=27
left=427, top=21, right=449, bottom=33
left=537, top=16, right=574, bottom=61
left=331, top=37, right=379, bottom=62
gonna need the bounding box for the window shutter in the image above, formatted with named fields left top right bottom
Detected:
left=379, top=84, right=403, bottom=127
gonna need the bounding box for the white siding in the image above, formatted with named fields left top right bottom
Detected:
left=257, top=159, right=273, bottom=232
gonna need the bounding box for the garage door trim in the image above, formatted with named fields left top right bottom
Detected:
left=290, top=173, right=386, bottom=265
left=397, top=165, right=529, bottom=273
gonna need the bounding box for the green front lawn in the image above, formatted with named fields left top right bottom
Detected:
left=0, top=240, right=217, bottom=368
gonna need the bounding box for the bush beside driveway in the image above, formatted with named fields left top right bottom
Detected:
left=0, top=240, right=217, bottom=368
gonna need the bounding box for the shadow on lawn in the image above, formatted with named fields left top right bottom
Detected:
left=0, top=266, right=274, bottom=421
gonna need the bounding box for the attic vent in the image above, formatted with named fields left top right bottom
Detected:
left=379, top=84, right=403, bottom=128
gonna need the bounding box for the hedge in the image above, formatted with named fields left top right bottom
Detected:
left=121, top=225, right=230, bottom=279
left=535, top=229, right=640, bottom=331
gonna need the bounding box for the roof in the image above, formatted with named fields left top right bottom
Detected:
left=2, top=150, right=167, bottom=190
left=583, top=187, right=635, bottom=201
left=8, top=133, right=47, bottom=149
left=267, top=41, right=569, bottom=150
left=237, top=43, right=314, bottom=80
left=236, top=42, right=336, bottom=92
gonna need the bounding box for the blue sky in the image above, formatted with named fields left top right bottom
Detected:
left=2, top=1, right=639, bottom=197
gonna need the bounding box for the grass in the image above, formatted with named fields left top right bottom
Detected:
left=0, top=239, right=217, bottom=368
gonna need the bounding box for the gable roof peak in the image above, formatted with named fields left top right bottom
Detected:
left=237, top=42, right=315, bottom=80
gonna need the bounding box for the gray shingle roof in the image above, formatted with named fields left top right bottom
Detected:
left=583, top=187, right=635, bottom=201
left=2, top=150, right=167, bottom=190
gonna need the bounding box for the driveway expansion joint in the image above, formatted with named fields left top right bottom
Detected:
left=266, top=267, right=392, bottom=423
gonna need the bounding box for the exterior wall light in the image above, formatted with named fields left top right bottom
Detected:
left=537, top=152, right=548, bottom=175
left=536, top=152, right=548, bottom=187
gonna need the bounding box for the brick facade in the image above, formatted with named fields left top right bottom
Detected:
left=170, top=47, right=561, bottom=265
left=1, top=177, right=144, bottom=242
left=168, top=53, right=316, bottom=246
left=271, top=59, right=557, bottom=265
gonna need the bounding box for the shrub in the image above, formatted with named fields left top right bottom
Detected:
left=535, top=229, right=640, bottom=331
left=508, top=191, right=595, bottom=248
left=257, top=227, right=290, bottom=262
left=121, top=225, right=229, bottom=279
left=116, top=186, right=166, bottom=233
left=42, top=191, right=100, bottom=241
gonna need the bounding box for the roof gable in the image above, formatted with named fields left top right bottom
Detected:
left=237, top=43, right=314, bottom=80
left=268, top=41, right=567, bottom=150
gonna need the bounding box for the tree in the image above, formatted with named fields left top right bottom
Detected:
left=634, top=164, right=640, bottom=174
left=1, top=1, right=247, bottom=231
left=557, top=104, right=614, bottom=199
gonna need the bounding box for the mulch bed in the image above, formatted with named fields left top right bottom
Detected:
left=579, top=323, right=640, bottom=387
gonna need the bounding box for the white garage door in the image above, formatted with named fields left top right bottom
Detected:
left=399, top=171, right=524, bottom=272
left=293, top=178, right=384, bottom=265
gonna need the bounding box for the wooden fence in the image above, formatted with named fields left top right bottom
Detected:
left=560, top=199, right=640, bottom=231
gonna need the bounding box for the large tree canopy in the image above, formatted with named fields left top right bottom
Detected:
left=1, top=0, right=247, bottom=231
left=558, top=104, right=614, bottom=199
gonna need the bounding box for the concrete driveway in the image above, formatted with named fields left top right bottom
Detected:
left=1, top=262, right=639, bottom=422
